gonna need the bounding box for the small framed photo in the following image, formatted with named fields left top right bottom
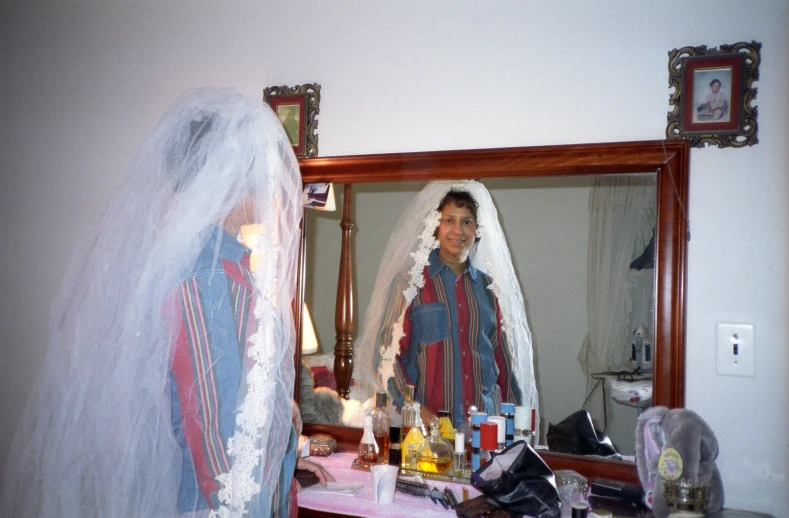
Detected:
left=666, top=41, right=760, bottom=148
left=263, top=83, right=320, bottom=158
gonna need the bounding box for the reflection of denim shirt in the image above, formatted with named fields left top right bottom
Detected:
left=391, top=249, right=521, bottom=427
left=168, top=228, right=296, bottom=515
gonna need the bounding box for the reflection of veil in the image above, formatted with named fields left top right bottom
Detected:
left=1, top=89, right=302, bottom=517
left=353, top=180, right=538, bottom=433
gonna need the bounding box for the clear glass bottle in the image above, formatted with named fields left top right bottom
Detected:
left=452, top=431, right=467, bottom=478
left=400, top=386, right=424, bottom=470
left=372, top=391, right=391, bottom=464
left=456, top=405, right=477, bottom=451
left=417, top=417, right=454, bottom=474
left=400, top=385, right=417, bottom=442
left=357, top=414, right=379, bottom=467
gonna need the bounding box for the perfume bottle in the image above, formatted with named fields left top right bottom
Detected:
left=456, top=405, right=477, bottom=451
left=417, top=417, right=454, bottom=474
left=401, top=395, right=425, bottom=470
left=400, top=385, right=417, bottom=442
left=357, top=414, right=379, bottom=467
left=514, top=406, right=536, bottom=447
left=500, top=402, right=516, bottom=447
left=487, top=416, right=506, bottom=452
left=437, top=410, right=455, bottom=441
left=452, top=431, right=467, bottom=478
left=470, top=411, right=488, bottom=471
left=372, top=391, right=391, bottom=464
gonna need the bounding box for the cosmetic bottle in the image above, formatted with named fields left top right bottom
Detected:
left=470, top=411, right=488, bottom=471
left=514, top=406, right=536, bottom=447
left=437, top=410, right=455, bottom=441
left=417, top=417, right=454, bottom=474
left=479, top=422, right=498, bottom=466
left=452, top=432, right=467, bottom=478
left=372, top=391, right=391, bottom=464
left=500, top=402, right=516, bottom=446
left=357, top=414, right=379, bottom=467
left=400, top=385, right=417, bottom=441
left=487, top=416, right=506, bottom=452
left=400, top=394, right=425, bottom=470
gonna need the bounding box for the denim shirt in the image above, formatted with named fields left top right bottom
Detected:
left=391, top=249, right=521, bottom=427
left=169, top=227, right=296, bottom=515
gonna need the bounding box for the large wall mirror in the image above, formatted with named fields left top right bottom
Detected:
left=296, top=140, right=688, bottom=484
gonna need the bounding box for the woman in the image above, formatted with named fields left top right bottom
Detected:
left=1, top=89, right=329, bottom=517
left=355, top=181, right=538, bottom=430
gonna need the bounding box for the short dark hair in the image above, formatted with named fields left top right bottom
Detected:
left=167, top=116, right=214, bottom=192
left=710, top=78, right=722, bottom=87
left=436, top=189, right=479, bottom=220
left=436, top=189, right=480, bottom=242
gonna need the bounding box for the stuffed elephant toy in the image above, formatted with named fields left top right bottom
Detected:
left=635, top=406, right=724, bottom=517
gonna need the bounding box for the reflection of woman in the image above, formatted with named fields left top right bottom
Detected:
left=354, top=181, right=538, bottom=431
left=1, top=90, right=315, bottom=516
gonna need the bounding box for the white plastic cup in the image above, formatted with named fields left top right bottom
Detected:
left=370, top=464, right=399, bottom=504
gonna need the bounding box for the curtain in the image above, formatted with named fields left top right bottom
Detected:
left=578, top=175, right=656, bottom=379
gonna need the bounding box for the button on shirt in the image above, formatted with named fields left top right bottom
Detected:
left=391, top=249, right=522, bottom=427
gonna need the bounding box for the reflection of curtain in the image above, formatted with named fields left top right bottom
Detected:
left=578, top=175, right=655, bottom=378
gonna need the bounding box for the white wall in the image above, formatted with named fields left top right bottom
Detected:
left=1, top=1, right=786, bottom=514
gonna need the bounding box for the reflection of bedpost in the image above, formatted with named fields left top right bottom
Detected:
left=334, top=183, right=354, bottom=399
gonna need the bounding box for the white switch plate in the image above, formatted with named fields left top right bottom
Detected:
left=716, top=322, right=755, bottom=377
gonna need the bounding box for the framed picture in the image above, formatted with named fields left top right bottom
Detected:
left=263, top=83, right=320, bottom=158
left=667, top=41, right=760, bottom=148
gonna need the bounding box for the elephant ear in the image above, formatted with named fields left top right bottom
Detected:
left=635, top=406, right=669, bottom=508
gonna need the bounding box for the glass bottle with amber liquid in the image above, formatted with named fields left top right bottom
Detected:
left=357, top=414, right=379, bottom=467
left=372, top=391, right=391, bottom=464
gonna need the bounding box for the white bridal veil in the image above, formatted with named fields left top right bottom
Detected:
left=1, top=89, right=302, bottom=517
left=353, top=180, right=539, bottom=435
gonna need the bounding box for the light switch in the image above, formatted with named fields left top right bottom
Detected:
left=715, top=322, right=755, bottom=377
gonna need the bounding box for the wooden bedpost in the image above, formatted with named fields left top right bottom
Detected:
left=334, top=183, right=354, bottom=399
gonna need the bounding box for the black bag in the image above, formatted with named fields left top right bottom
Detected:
left=546, top=410, right=617, bottom=457
left=470, top=441, right=561, bottom=518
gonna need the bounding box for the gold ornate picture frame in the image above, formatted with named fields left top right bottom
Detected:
left=667, top=41, right=760, bottom=148
left=264, top=83, right=320, bottom=158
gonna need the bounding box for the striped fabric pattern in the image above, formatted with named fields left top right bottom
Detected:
left=393, top=250, right=521, bottom=425
left=171, top=258, right=255, bottom=506
left=169, top=229, right=293, bottom=516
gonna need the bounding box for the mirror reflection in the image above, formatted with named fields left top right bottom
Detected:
left=302, top=174, right=656, bottom=456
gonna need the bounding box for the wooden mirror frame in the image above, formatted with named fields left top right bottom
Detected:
left=296, top=140, right=688, bottom=485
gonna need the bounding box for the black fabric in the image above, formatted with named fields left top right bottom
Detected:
left=470, top=441, right=560, bottom=518
left=546, top=410, right=617, bottom=456
left=454, top=495, right=514, bottom=518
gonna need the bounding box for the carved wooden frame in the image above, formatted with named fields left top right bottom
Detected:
left=263, top=83, right=321, bottom=158
left=296, top=139, right=690, bottom=486
left=666, top=41, right=760, bottom=148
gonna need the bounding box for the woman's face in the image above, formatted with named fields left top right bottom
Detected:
left=436, top=201, right=477, bottom=262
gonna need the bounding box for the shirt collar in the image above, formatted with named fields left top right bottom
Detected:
left=427, top=248, right=479, bottom=280
left=208, top=226, right=251, bottom=265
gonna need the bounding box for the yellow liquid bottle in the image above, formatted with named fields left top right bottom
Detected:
left=401, top=425, right=425, bottom=470
left=417, top=416, right=454, bottom=474
left=438, top=410, right=455, bottom=441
